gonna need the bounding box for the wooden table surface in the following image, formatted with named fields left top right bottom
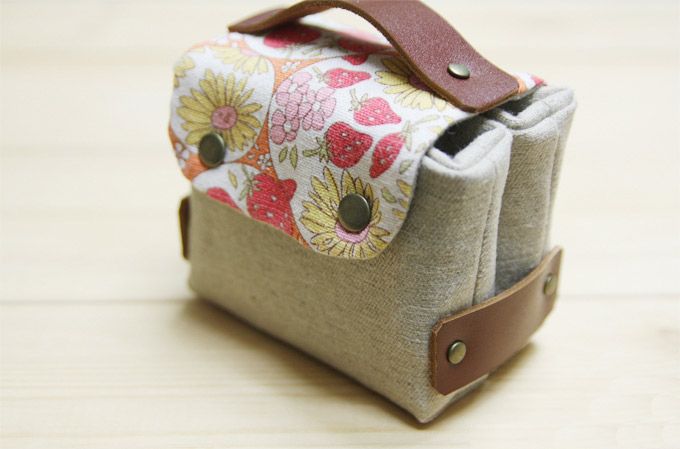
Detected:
left=1, top=1, right=678, bottom=448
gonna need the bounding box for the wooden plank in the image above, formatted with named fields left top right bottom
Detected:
left=1, top=2, right=677, bottom=59
left=1, top=297, right=678, bottom=448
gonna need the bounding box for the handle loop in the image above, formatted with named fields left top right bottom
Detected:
left=229, top=0, right=519, bottom=113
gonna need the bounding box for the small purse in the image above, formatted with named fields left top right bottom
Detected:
left=169, top=0, right=576, bottom=423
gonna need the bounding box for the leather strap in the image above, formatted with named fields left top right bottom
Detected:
left=179, top=196, right=190, bottom=260
left=229, top=0, right=519, bottom=113
left=431, top=247, right=562, bottom=395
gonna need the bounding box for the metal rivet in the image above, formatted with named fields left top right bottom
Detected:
left=544, top=273, right=558, bottom=296
left=198, top=132, right=226, bottom=168
left=447, top=63, right=470, bottom=80
left=447, top=341, right=467, bottom=365
left=337, top=193, right=371, bottom=233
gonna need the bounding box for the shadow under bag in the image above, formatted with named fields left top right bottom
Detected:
left=169, top=0, right=576, bottom=423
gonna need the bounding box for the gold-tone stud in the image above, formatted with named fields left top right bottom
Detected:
left=544, top=273, right=558, bottom=296
left=447, top=340, right=467, bottom=365
left=337, top=193, right=371, bottom=233
left=447, top=63, right=470, bottom=80
left=198, top=132, right=226, bottom=168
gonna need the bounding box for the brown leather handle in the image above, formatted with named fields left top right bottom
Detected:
left=431, top=247, right=562, bottom=395
left=229, top=0, right=519, bottom=113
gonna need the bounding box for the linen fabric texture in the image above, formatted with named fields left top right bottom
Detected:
left=186, top=85, right=576, bottom=422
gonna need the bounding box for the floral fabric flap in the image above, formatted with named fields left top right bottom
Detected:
left=169, top=20, right=540, bottom=259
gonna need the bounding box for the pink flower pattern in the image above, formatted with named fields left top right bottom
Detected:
left=270, top=72, right=311, bottom=145
left=270, top=71, right=338, bottom=144
left=270, top=109, right=300, bottom=144
left=300, top=87, right=336, bottom=131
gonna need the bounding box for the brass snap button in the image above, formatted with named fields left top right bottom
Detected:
left=447, top=341, right=467, bottom=365
left=543, top=273, right=558, bottom=296
left=198, top=132, right=226, bottom=168
left=447, top=63, right=470, bottom=80
left=337, top=193, right=371, bottom=233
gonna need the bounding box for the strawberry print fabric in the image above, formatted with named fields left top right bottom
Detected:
left=169, top=21, right=540, bottom=259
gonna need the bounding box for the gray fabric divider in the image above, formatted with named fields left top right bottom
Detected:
left=486, top=86, right=576, bottom=292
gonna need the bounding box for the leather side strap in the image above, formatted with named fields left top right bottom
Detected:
left=229, top=0, right=519, bottom=113
left=431, top=247, right=562, bottom=395
left=179, top=196, right=190, bottom=260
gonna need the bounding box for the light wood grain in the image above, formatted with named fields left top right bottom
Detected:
left=1, top=297, right=679, bottom=449
left=1, top=0, right=679, bottom=447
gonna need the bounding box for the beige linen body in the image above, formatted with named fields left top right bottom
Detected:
left=187, top=86, right=575, bottom=422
